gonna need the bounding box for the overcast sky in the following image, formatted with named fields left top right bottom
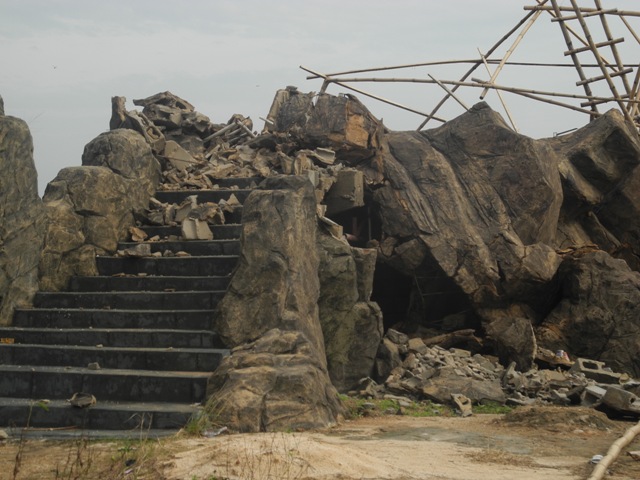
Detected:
left=1, top=0, right=638, bottom=193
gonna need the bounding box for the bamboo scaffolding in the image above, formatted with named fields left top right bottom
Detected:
left=428, top=74, right=469, bottom=111
left=299, top=65, right=446, bottom=122
left=480, top=8, right=543, bottom=99
left=619, top=15, right=640, bottom=116
left=525, top=5, right=640, bottom=17
left=594, top=0, right=633, bottom=98
left=551, top=8, right=618, bottom=21
left=478, top=49, right=519, bottom=132
left=418, top=0, right=551, bottom=130
left=551, top=0, right=598, bottom=116
left=587, top=420, right=640, bottom=480
left=569, top=0, right=633, bottom=123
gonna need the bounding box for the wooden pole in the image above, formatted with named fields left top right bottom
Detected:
left=550, top=0, right=598, bottom=117
left=299, top=65, right=446, bottom=122
left=594, top=0, right=633, bottom=98
left=569, top=0, right=634, bottom=123
left=417, top=0, right=551, bottom=130
left=428, top=74, right=469, bottom=111
left=478, top=49, right=519, bottom=132
left=480, top=8, right=543, bottom=99
left=587, top=420, right=640, bottom=480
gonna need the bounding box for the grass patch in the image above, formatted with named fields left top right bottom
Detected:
left=339, top=395, right=452, bottom=418
left=472, top=402, right=513, bottom=415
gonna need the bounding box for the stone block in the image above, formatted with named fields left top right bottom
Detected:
left=181, top=218, right=213, bottom=240
left=601, top=386, right=640, bottom=416
left=570, top=358, right=622, bottom=384
left=324, top=169, right=364, bottom=216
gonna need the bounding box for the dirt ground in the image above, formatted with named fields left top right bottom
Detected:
left=2, top=406, right=640, bottom=480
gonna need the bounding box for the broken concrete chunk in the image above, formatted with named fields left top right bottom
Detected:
left=452, top=393, right=473, bottom=417
left=600, top=386, right=640, bottom=417
left=117, top=243, right=152, bottom=258
left=181, top=218, right=213, bottom=240
left=324, top=169, right=365, bottom=216
left=129, top=226, right=148, bottom=242
left=163, top=140, right=199, bottom=172
left=570, top=358, right=622, bottom=384
left=69, top=392, right=97, bottom=408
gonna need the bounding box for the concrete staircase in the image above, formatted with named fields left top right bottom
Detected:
left=0, top=177, right=257, bottom=433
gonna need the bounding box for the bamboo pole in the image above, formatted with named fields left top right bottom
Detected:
left=480, top=8, right=543, bottom=99
left=550, top=0, right=598, bottom=117
left=569, top=0, right=633, bottom=123
left=428, top=74, right=469, bottom=111
left=619, top=15, right=640, bottom=116
left=551, top=8, right=618, bottom=21
left=478, top=49, right=519, bottom=132
left=587, top=419, right=640, bottom=480
left=594, top=0, right=633, bottom=98
left=525, top=5, right=640, bottom=17
left=417, top=0, right=551, bottom=130
left=299, top=65, right=446, bottom=122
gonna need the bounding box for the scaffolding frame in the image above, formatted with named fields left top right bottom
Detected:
left=302, top=1, right=640, bottom=132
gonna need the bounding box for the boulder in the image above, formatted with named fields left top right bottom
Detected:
left=536, top=251, right=640, bottom=377
left=484, top=307, right=537, bottom=372
left=206, top=329, right=343, bottom=432
left=81, top=129, right=160, bottom=212
left=0, top=114, right=47, bottom=324
left=552, top=110, right=640, bottom=269
left=421, top=367, right=506, bottom=405
left=317, top=231, right=383, bottom=392
left=39, top=167, right=133, bottom=291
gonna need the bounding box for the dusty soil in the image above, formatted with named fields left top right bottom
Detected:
left=2, top=406, right=640, bottom=480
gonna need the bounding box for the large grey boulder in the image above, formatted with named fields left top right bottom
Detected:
left=39, top=130, right=160, bottom=291
left=536, top=251, right=640, bottom=377
left=0, top=114, right=47, bottom=324
left=213, top=176, right=343, bottom=431
left=206, top=329, right=344, bottom=432
left=317, top=231, right=383, bottom=392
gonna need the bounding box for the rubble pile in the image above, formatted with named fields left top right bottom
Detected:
left=354, top=328, right=640, bottom=418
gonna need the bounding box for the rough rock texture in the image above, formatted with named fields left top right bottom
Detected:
left=81, top=129, right=161, bottom=213
left=317, top=231, right=383, bottom=392
left=553, top=110, right=640, bottom=267
left=39, top=130, right=160, bottom=291
left=216, top=176, right=325, bottom=356
left=0, top=95, right=4, bottom=116
left=213, top=176, right=343, bottom=431
left=536, top=251, right=640, bottom=377
left=0, top=114, right=47, bottom=324
left=206, top=329, right=344, bottom=432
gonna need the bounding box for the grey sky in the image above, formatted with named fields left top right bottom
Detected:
left=1, top=1, right=638, bottom=193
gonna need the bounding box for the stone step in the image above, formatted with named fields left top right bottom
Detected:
left=0, top=365, right=210, bottom=403
left=141, top=224, right=242, bottom=240
left=0, top=397, right=200, bottom=430
left=96, top=255, right=238, bottom=277
left=118, top=239, right=241, bottom=256
left=13, top=308, right=215, bottom=330
left=68, top=275, right=231, bottom=292
left=0, top=344, right=227, bottom=371
left=155, top=188, right=252, bottom=205
left=0, top=327, right=223, bottom=349
left=33, top=290, right=226, bottom=310
left=208, top=177, right=261, bottom=189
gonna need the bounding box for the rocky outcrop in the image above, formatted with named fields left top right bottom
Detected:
left=536, top=251, right=640, bottom=377
left=0, top=112, right=47, bottom=324
left=212, top=175, right=343, bottom=431
left=206, top=329, right=344, bottom=432
left=317, top=231, right=383, bottom=392
left=39, top=130, right=160, bottom=291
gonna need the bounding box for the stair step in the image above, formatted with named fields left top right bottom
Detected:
left=0, top=397, right=200, bottom=430
left=96, top=255, right=238, bottom=276
left=155, top=189, right=252, bottom=205
left=208, top=177, right=261, bottom=189
left=68, top=275, right=231, bottom=292
left=141, top=224, right=242, bottom=240
left=118, top=239, right=240, bottom=256
left=13, top=308, right=216, bottom=330
left=33, top=291, right=225, bottom=310
left=0, top=344, right=228, bottom=371
left=0, top=365, right=210, bottom=403
left=0, top=327, right=223, bottom=348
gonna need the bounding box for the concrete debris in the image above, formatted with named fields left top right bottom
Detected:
left=117, top=243, right=152, bottom=258
left=129, top=226, right=148, bottom=243
left=68, top=392, right=97, bottom=408
left=181, top=218, right=213, bottom=241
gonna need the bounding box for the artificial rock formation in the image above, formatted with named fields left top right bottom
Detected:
left=0, top=111, right=47, bottom=324
left=317, top=231, right=383, bottom=392
left=39, top=130, right=160, bottom=291
left=212, top=176, right=343, bottom=431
